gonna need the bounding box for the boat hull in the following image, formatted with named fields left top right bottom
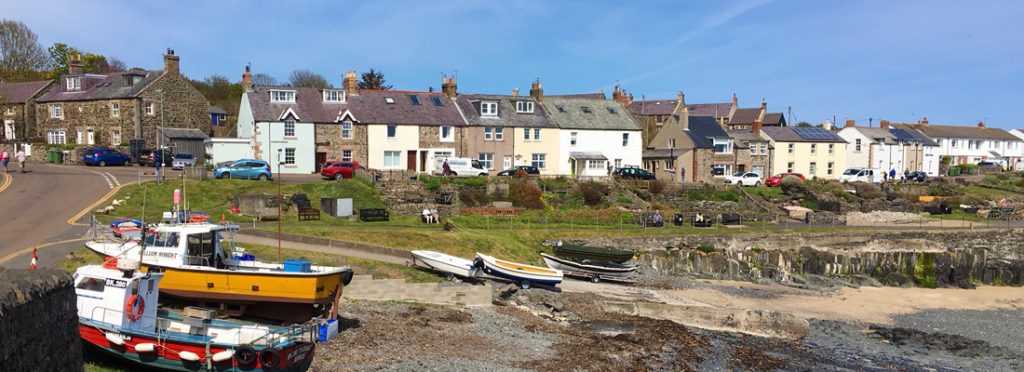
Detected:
left=475, top=253, right=562, bottom=286
left=553, top=244, right=635, bottom=264
left=80, top=322, right=315, bottom=372
left=540, top=253, right=636, bottom=279
left=411, top=250, right=476, bottom=278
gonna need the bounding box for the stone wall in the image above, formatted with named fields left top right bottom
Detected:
left=315, top=122, right=367, bottom=164
left=734, top=146, right=771, bottom=175
left=419, top=125, right=467, bottom=157
left=2, top=103, right=29, bottom=142
left=137, top=73, right=210, bottom=147
left=35, top=98, right=138, bottom=146
left=0, top=268, right=83, bottom=371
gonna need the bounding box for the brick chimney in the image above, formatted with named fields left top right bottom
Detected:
left=68, top=53, right=83, bottom=75
left=880, top=120, right=890, bottom=129
left=529, top=79, right=543, bottom=102
left=343, top=70, right=358, bottom=96
left=752, top=118, right=762, bottom=135
left=673, top=91, right=687, bottom=114
left=612, top=83, right=631, bottom=106
left=241, top=65, right=253, bottom=91
left=441, top=75, right=457, bottom=98
left=731, top=93, right=738, bottom=108
left=920, top=117, right=929, bottom=125
left=512, top=88, right=519, bottom=97
left=977, top=121, right=985, bottom=128
left=845, top=119, right=856, bottom=128
left=163, top=48, right=179, bottom=75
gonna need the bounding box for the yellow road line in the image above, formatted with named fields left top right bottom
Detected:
left=0, top=237, right=88, bottom=266
left=0, top=172, right=11, bottom=194
left=66, top=181, right=137, bottom=226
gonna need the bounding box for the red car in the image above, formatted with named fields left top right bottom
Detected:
left=765, top=172, right=805, bottom=187
left=320, top=161, right=360, bottom=180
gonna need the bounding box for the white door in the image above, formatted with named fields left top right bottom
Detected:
left=76, top=130, right=83, bottom=144
left=3, top=120, right=13, bottom=140
left=503, top=156, right=512, bottom=170
left=87, top=129, right=95, bottom=145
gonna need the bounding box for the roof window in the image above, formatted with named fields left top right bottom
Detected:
left=431, top=96, right=443, bottom=106
left=409, top=95, right=421, bottom=105
left=385, top=97, right=395, bottom=104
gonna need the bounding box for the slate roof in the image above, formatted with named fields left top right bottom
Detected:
left=247, top=86, right=341, bottom=123
left=763, top=113, right=786, bottom=125
left=729, top=108, right=786, bottom=126
left=685, top=116, right=729, bottom=148
left=627, top=99, right=675, bottom=116
left=455, top=94, right=555, bottom=128
left=0, top=80, right=51, bottom=103
left=761, top=126, right=846, bottom=143
left=568, top=151, right=607, bottom=160
left=549, top=92, right=606, bottom=100
left=245, top=87, right=465, bottom=126
left=541, top=97, right=640, bottom=131
left=727, top=129, right=770, bottom=149
left=36, top=69, right=163, bottom=103
left=688, top=103, right=732, bottom=119
left=159, top=128, right=208, bottom=139
left=891, top=123, right=1019, bottom=141
left=642, top=149, right=678, bottom=158
left=210, top=106, right=227, bottom=115
left=849, top=127, right=898, bottom=144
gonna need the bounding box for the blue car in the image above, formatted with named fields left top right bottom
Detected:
left=214, top=159, right=273, bottom=180
left=82, top=148, right=130, bottom=166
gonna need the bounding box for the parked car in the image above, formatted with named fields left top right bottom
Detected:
left=138, top=148, right=172, bottom=167
left=496, top=165, right=540, bottom=176
left=613, top=167, right=656, bottom=180
left=434, top=157, right=488, bottom=176
left=81, top=148, right=130, bottom=166
left=765, top=172, right=805, bottom=187
left=170, top=153, right=196, bottom=170
left=906, top=171, right=927, bottom=182
left=976, top=161, right=1003, bottom=173
left=321, top=161, right=360, bottom=180
left=723, top=172, right=762, bottom=186
left=213, top=159, right=273, bottom=180
left=840, top=167, right=883, bottom=183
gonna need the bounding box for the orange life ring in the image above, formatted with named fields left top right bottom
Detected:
left=125, top=295, right=145, bottom=321
left=189, top=214, right=209, bottom=223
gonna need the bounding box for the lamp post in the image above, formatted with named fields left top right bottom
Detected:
left=154, top=89, right=165, bottom=183
left=277, top=148, right=283, bottom=262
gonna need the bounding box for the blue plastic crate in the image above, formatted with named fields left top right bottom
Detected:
left=318, top=318, right=338, bottom=342
left=283, top=259, right=312, bottom=273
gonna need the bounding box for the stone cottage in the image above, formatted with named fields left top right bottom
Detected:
left=0, top=80, right=53, bottom=142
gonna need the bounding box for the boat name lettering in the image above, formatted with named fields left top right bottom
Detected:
left=105, top=279, right=128, bottom=288
left=289, top=344, right=314, bottom=362
left=143, top=251, right=177, bottom=258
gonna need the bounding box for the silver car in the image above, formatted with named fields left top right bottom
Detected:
left=171, top=153, right=196, bottom=170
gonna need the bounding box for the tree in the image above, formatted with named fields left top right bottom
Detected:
left=358, top=68, right=392, bottom=90
left=48, top=42, right=126, bottom=75
left=287, top=69, right=329, bottom=89
left=252, top=73, right=277, bottom=86
left=47, top=42, right=75, bottom=76
left=0, top=19, right=50, bottom=82
left=796, top=121, right=814, bottom=127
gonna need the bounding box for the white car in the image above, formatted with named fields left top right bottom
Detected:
left=723, top=172, right=762, bottom=186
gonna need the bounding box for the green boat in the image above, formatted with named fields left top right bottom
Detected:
left=553, top=243, right=636, bottom=264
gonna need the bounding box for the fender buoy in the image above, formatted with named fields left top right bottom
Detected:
left=259, top=347, right=281, bottom=368
left=235, top=345, right=257, bottom=365
left=135, top=343, right=156, bottom=353
left=125, top=295, right=145, bottom=321
left=212, top=350, right=234, bottom=363
left=178, top=350, right=200, bottom=362
left=105, top=332, right=125, bottom=346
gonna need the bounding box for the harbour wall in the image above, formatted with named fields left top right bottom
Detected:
left=0, top=268, right=84, bottom=371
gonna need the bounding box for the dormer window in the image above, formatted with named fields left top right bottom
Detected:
left=323, top=90, right=345, bottom=103
left=270, top=90, right=295, bottom=103
left=515, top=101, right=534, bottom=113
left=66, top=76, right=81, bottom=91
left=481, top=102, right=498, bottom=117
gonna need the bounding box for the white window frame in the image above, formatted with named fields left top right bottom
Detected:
left=760, top=143, right=767, bottom=154
left=284, top=148, right=295, bottom=165
left=284, top=120, right=295, bottom=137
left=787, top=162, right=794, bottom=173
left=323, top=90, right=345, bottom=103
left=341, top=120, right=352, bottom=139
left=828, top=143, right=835, bottom=154
left=47, top=130, right=67, bottom=144
left=66, top=76, right=81, bottom=90
left=50, top=104, right=63, bottom=119
left=532, top=153, right=546, bottom=169
left=586, top=160, right=605, bottom=170
left=440, top=125, right=453, bottom=142
left=111, top=129, right=121, bottom=146
left=481, top=102, right=498, bottom=117
left=809, top=162, right=816, bottom=176
left=270, top=90, right=296, bottom=103
left=810, top=143, right=816, bottom=154
left=515, top=101, right=534, bottom=113
left=614, top=159, right=622, bottom=168
left=533, top=128, right=541, bottom=141
left=855, top=138, right=862, bottom=152
left=749, top=145, right=756, bottom=155
left=484, top=127, right=493, bottom=141
left=570, top=132, right=577, bottom=146
left=713, top=138, right=733, bottom=154
left=145, top=102, right=154, bottom=116
left=383, top=151, right=401, bottom=167
left=342, top=150, right=353, bottom=162
left=478, top=153, right=494, bottom=170
left=494, top=127, right=504, bottom=141
left=110, top=103, right=120, bottom=117
left=787, top=143, right=794, bottom=154
left=827, top=161, right=834, bottom=175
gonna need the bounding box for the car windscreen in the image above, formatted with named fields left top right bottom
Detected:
left=732, top=172, right=745, bottom=177
left=174, top=154, right=194, bottom=159
left=842, top=169, right=860, bottom=175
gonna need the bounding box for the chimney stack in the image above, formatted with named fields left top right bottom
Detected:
left=163, top=48, right=180, bottom=75
left=69, top=53, right=83, bottom=75
left=880, top=120, right=890, bottom=129
left=752, top=118, right=762, bottom=135
left=529, top=79, right=543, bottom=102
left=977, top=121, right=985, bottom=128
left=512, top=88, right=519, bottom=97
left=920, top=117, right=929, bottom=125
left=241, top=65, right=253, bottom=91
left=612, top=83, right=631, bottom=106
left=756, top=98, right=767, bottom=124
left=845, top=119, right=856, bottom=128
left=731, top=93, right=738, bottom=107
left=441, top=75, right=457, bottom=98
left=343, top=70, right=358, bottom=96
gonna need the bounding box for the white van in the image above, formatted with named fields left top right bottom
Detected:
left=434, top=157, right=488, bottom=176
left=840, top=168, right=883, bottom=183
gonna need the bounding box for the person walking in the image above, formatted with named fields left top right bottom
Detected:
left=889, top=168, right=896, bottom=181
left=1, top=147, right=8, bottom=173
left=15, top=147, right=26, bottom=173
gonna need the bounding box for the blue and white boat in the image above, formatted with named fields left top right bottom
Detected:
left=474, top=253, right=563, bottom=288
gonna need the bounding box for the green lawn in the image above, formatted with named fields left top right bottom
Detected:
left=961, top=185, right=1018, bottom=198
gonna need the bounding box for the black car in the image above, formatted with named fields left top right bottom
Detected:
left=138, top=148, right=173, bottom=167
left=496, top=165, right=540, bottom=176
left=613, top=167, right=656, bottom=180
left=906, top=171, right=927, bottom=182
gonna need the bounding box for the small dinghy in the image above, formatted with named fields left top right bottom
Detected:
left=410, top=250, right=477, bottom=279
left=552, top=243, right=636, bottom=264
left=475, top=253, right=562, bottom=288
left=541, top=253, right=637, bottom=282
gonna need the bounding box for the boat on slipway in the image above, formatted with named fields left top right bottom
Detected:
left=410, top=250, right=478, bottom=279
left=85, top=220, right=353, bottom=322
left=540, top=253, right=637, bottom=282
left=552, top=243, right=636, bottom=264
left=474, top=253, right=563, bottom=288
left=75, top=259, right=317, bottom=371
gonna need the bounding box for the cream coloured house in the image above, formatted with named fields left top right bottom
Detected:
left=761, top=126, right=847, bottom=179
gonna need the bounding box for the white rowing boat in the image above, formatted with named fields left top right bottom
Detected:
left=475, top=253, right=563, bottom=288
left=410, top=250, right=477, bottom=279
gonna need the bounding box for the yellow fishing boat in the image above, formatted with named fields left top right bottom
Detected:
left=86, top=221, right=353, bottom=322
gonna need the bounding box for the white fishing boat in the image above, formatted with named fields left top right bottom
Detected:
left=540, top=253, right=637, bottom=281
left=474, top=253, right=563, bottom=288
left=410, top=250, right=477, bottom=279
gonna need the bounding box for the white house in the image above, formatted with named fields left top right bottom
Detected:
left=893, top=119, right=1023, bottom=171
left=356, top=89, right=466, bottom=173
left=236, top=86, right=320, bottom=174
left=838, top=120, right=940, bottom=175
left=541, top=96, right=642, bottom=177
left=1009, top=129, right=1024, bottom=170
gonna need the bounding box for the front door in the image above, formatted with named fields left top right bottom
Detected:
left=407, top=150, right=417, bottom=171
left=3, top=120, right=13, bottom=140
left=503, top=156, right=512, bottom=170
left=87, top=129, right=95, bottom=145
left=315, top=152, right=327, bottom=172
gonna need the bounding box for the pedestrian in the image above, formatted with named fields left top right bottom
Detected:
left=16, top=146, right=26, bottom=173
left=0, top=147, right=8, bottom=173
left=442, top=159, right=451, bottom=176
left=903, top=169, right=909, bottom=182
left=889, top=169, right=896, bottom=181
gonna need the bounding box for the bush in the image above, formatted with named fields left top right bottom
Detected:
left=459, top=188, right=490, bottom=207
left=575, top=181, right=609, bottom=207
left=780, top=175, right=802, bottom=187
left=510, top=181, right=544, bottom=209
left=853, top=183, right=886, bottom=200
left=648, top=179, right=666, bottom=195
left=800, top=199, right=819, bottom=210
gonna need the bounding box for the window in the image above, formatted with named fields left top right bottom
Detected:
left=607, top=107, right=617, bottom=114
left=66, top=76, right=81, bottom=91
left=533, top=128, right=541, bottom=140
left=713, top=138, right=732, bottom=154
left=787, top=162, right=795, bottom=172
left=409, top=95, right=421, bottom=105
left=750, top=145, right=756, bottom=155
left=110, top=103, right=120, bottom=117
left=269, top=90, right=296, bottom=103
left=712, top=164, right=732, bottom=176
left=951, top=139, right=958, bottom=148
left=668, top=138, right=676, bottom=148
left=387, top=124, right=397, bottom=138
left=809, top=162, right=817, bottom=175
left=284, top=120, right=295, bottom=137
left=524, top=128, right=531, bottom=140
left=478, top=153, right=494, bottom=170
left=622, top=133, right=630, bottom=147
left=515, top=101, right=534, bottom=113
left=556, top=105, right=566, bottom=113
left=481, top=102, right=498, bottom=116
left=484, top=127, right=493, bottom=140
left=760, top=143, right=767, bottom=154
left=341, top=150, right=353, bottom=162
left=385, top=97, right=395, bottom=104
left=828, top=144, right=835, bottom=154
left=787, top=143, right=794, bottom=154
left=341, top=120, right=352, bottom=139
left=586, top=160, right=605, bottom=170
left=570, top=132, right=577, bottom=146
left=440, top=126, right=453, bottom=142
left=284, top=148, right=295, bottom=165
left=581, top=106, right=592, bottom=113
left=827, top=162, right=834, bottom=175
left=49, top=104, right=63, bottom=119
left=75, top=276, right=105, bottom=292
left=431, top=96, right=443, bottom=106
left=494, top=127, right=504, bottom=141
left=111, top=129, right=121, bottom=145
left=810, top=144, right=816, bottom=154
left=145, top=102, right=154, bottom=116
left=384, top=151, right=401, bottom=167
left=47, top=130, right=66, bottom=144
left=323, top=90, right=345, bottom=102
left=614, top=159, right=622, bottom=168
left=532, top=153, right=546, bottom=169
left=855, top=138, right=862, bottom=152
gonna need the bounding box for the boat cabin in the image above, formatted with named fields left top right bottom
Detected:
left=135, top=223, right=248, bottom=270
left=74, top=262, right=162, bottom=333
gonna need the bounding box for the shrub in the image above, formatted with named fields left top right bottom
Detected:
left=575, top=181, right=609, bottom=207
left=459, top=188, right=490, bottom=207
left=510, top=181, right=544, bottom=209
left=800, top=199, right=819, bottom=210
left=648, top=179, right=666, bottom=195
left=696, top=245, right=716, bottom=253
left=780, top=175, right=802, bottom=187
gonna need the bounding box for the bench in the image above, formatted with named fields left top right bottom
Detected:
left=359, top=208, right=390, bottom=222
left=721, top=213, right=742, bottom=225
left=298, top=208, right=320, bottom=221
left=692, top=217, right=714, bottom=228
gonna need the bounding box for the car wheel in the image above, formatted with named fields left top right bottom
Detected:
left=259, top=174, right=268, bottom=181
left=334, top=173, right=342, bottom=181
left=99, top=160, right=106, bottom=167
left=220, top=172, right=230, bottom=179
left=755, top=181, right=761, bottom=187
left=479, top=173, right=487, bottom=176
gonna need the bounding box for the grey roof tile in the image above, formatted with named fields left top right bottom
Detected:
left=455, top=94, right=555, bottom=128
left=0, top=80, right=51, bottom=103
left=891, top=123, right=1019, bottom=141
left=37, top=70, right=162, bottom=102
left=541, top=97, right=640, bottom=131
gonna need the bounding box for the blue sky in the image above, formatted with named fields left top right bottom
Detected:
left=7, top=0, right=1023, bottom=128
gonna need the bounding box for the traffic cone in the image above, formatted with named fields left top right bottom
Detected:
left=29, top=247, right=37, bottom=270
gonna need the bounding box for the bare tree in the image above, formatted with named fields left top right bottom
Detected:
left=0, top=19, right=49, bottom=81
left=252, top=73, right=277, bottom=86
left=287, top=69, right=329, bottom=89
left=106, top=57, right=127, bottom=72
